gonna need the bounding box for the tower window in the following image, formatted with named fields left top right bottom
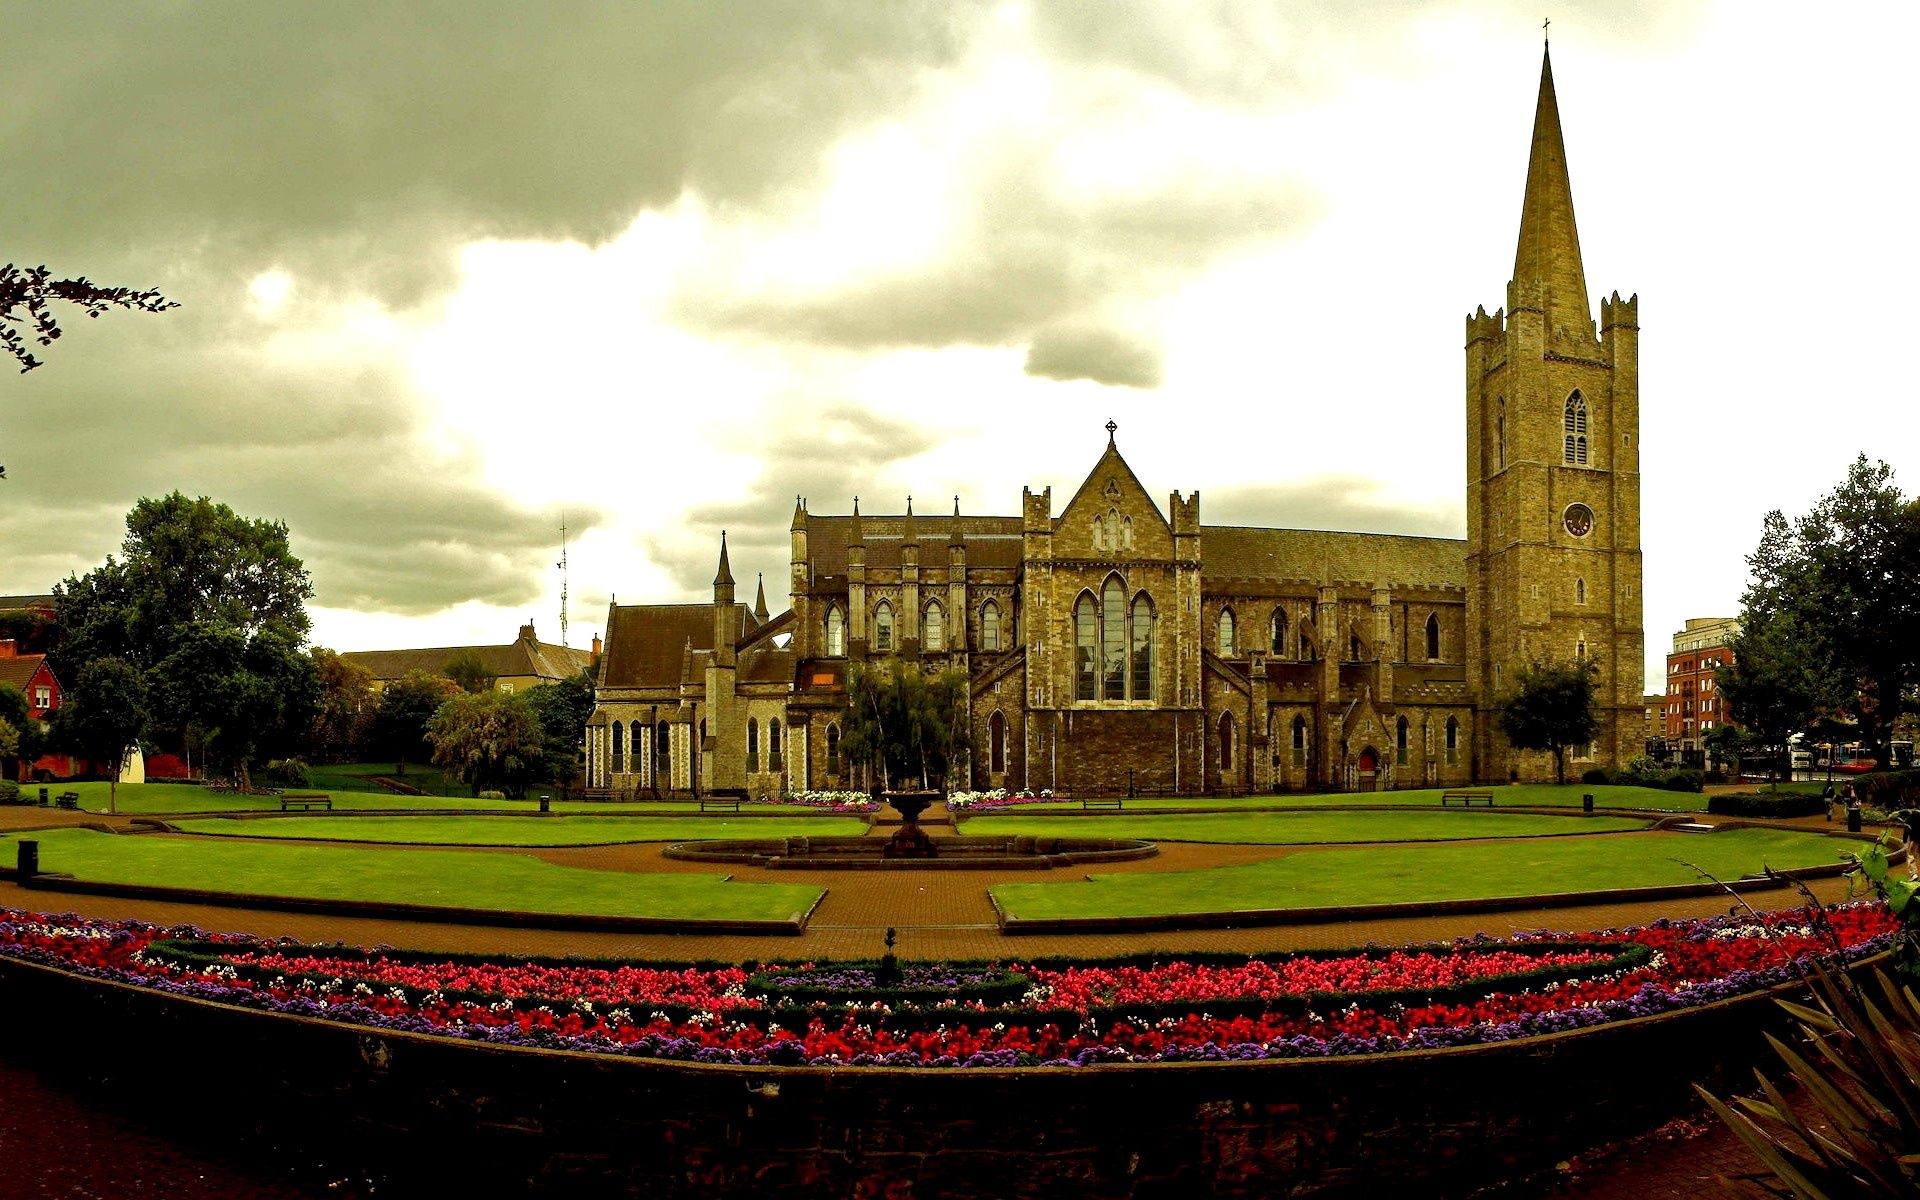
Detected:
left=1270, top=608, right=1287, bottom=655
left=1496, top=397, right=1506, bottom=469
left=1425, top=613, right=1441, bottom=660
left=1563, top=391, right=1590, bottom=466
left=1575, top=578, right=1587, bottom=605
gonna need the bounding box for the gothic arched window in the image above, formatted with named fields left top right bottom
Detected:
left=1074, top=593, right=1098, bottom=700
left=1219, top=608, right=1236, bottom=657
left=768, top=720, right=782, bottom=770
left=1425, top=613, right=1441, bottom=660
left=873, top=601, right=894, bottom=652
left=611, top=721, right=625, bottom=774
left=924, top=601, right=945, bottom=652
left=656, top=721, right=670, bottom=773
left=1130, top=593, right=1155, bottom=701
left=1446, top=716, right=1460, bottom=765
left=981, top=600, right=1002, bottom=652
left=1218, top=712, right=1235, bottom=773
left=1497, top=397, right=1507, bottom=469
left=826, top=722, right=842, bottom=775
left=1101, top=577, right=1126, bottom=700
left=989, top=710, right=1006, bottom=773
left=824, top=605, right=845, bottom=656
left=1575, top=577, right=1587, bottom=605
left=1396, top=716, right=1410, bottom=766
left=1270, top=608, right=1287, bottom=655
left=746, top=718, right=759, bottom=772
left=1564, top=390, right=1590, bottom=465
left=1291, top=715, right=1309, bottom=766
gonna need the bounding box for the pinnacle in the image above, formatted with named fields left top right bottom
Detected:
left=1511, top=44, right=1591, bottom=333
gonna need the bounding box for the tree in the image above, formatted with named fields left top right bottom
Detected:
left=371, top=670, right=461, bottom=773
left=426, top=690, right=545, bottom=798
left=0, top=717, right=17, bottom=764
left=0, top=684, right=46, bottom=781
left=525, top=667, right=596, bottom=787
left=1718, top=608, right=1821, bottom=789
left=1, top=262, right=177, bottom=374
left=150, top=624, right=320, bottom=790
left=306, top=648, right=375, bottom=763
left=443, top=650, right=497, bottom=695
left=1730, top=459, right=1920, bottom=770
left=1497, top=658, right=1600, bottom=784
left=58, top=658, right=148, bottom=814
left=840, top=665, right=971, bottom=791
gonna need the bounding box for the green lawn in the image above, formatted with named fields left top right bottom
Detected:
left=172, top=815, right=869, bottom=845
left=991, top=828, right=1846, bottom=921
left=41, top=781, right=837, bottom=817
left=959, top=811, right=1649, bottom=845
left=307, top=761, right=467, bottom=797
left=2, top=828, right=821, bottom=922
left=970, top=784, right=1708, bottom=813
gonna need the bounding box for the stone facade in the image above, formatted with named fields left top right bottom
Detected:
left=587, top=47, right=1644, bottom=795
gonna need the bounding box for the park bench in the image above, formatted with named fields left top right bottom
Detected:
left=1081, top=796, right=1124, bottom=811
left=1440, top=790, right=1495, bottom=807
left=53, top=791, right=80, bottom=810
left=277, top=793, right=333, bottom=812
left=699, top=789, right=746, bottom=813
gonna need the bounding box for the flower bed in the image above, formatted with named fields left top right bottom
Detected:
left=775, top=790, right=880, bottom=814
left=0, top=903, right=1894, bottom=1069
left=947, top=788, right=1056, bottom=811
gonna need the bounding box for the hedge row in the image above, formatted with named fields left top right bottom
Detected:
left=1705, top=792, right=1825, bottom=818
left=1581, top=767, right=1704, bottom=793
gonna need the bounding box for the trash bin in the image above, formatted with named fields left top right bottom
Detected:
left=1847, top=806, right=1863, bottom=834
left=1582, top=793, right=1594, bottom=814
left=17, top=840, right=38, bottom=878
left=37, top=786, right=48, bottom=806
left=539, top=794, right=551, bottom=815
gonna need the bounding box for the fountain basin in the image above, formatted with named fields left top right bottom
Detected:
left=661, top=834, right=1157, bottom=870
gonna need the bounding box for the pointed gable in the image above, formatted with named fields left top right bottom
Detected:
left=1055, top=430, right=1173, bottom=559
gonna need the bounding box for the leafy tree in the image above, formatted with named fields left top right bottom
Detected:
left=1, top=262, right=177, bottom=374
left=1497, top=658, right=1600, bottom=784
left=1702, top=723, right=1747, bottom=779
left=525, top=668, right=596, bottom=787
left=443, top=650, right=497, bottom=695
left=150, top=624, right=320, bottom=790
left=306, top=648, right=375, bottom=763
left=1731, top=459, right=1920, bottom=770
left=1718, top=612, right=1821, bottom=789
left=371, top=670, right=461, bottom=773
left=58, top=658, right=148, bottom=814
left=426, top=690, right=546, bottom=798
left=840, top=665, right=971, bottom=791
left=0, top=684, right=46, bottom=780
left=0, top=717, right=17, bottom=763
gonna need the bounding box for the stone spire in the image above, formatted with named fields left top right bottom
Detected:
left=1510, top=45, right=1591, bottom=333
left=753, top=572, right=769, bottom=623
left=713, top=530, right=735, bottom=605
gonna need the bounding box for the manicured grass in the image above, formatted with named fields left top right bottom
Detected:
left=43, top=781, right=833, bottom=817
left=306, top=762, right=467, bottom=797
left=977, top=784, right=1708, bottom=813
left=959, top=811, right=1649, bottom=845
left=990, top=828, right=1847, bottom=920
left=1, top=828, right=822, bottom=922
left=171, top=815, right=869, bottom=845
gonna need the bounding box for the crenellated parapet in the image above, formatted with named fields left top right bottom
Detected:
left=1465, top=305, right=1506, bottom=346
left=1600, top=291, right=1639, bottom=333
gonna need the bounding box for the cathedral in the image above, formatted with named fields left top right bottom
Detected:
left=584, top=48, right=1645, bottom=797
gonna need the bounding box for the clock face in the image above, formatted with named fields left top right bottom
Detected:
left=1563, top=503, right=1594, bottom=538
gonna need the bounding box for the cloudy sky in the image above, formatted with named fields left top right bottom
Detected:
left=5, top=1, right=1917, bottom=690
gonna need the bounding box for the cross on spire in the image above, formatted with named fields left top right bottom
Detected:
left=1543, top=16, right=1550, bottom=43
left=1105, top=419, right=1117, bottom=443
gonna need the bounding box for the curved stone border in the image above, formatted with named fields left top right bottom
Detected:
left=2, top=873, right=824, bottom=936
left=0, top=945, right=1881, bottom=1199
left=993, top=831, right=1890, bottom=934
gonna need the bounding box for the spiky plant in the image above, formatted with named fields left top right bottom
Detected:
left=1696, top=831, right=1920, bottom=1197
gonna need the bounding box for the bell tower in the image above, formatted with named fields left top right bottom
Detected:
left=1465, top=45, right=1645, bottom=781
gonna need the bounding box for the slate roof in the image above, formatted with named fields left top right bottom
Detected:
left=1200, top=527, right=1468, bottom=588
left=0, top=654, right=51, bottom=692
left=601, top=603, right=748, bottom=689
left=343, top=637, right=591, bottom=685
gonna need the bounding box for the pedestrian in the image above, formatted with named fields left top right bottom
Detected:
left=1823, top=783, right=1838, bottom=823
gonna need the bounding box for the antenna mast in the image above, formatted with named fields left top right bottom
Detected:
left=556, top=512, right=570, bottom=648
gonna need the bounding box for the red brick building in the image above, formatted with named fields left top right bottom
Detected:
left=1663, top=616, right=1738, bottom=765
left=0, top=636, right=74, bottom=779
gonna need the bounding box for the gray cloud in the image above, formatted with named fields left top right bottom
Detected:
left=1205, top=476, right=1464, bottom=539
left=1025, top=324, right=1163, bottom=388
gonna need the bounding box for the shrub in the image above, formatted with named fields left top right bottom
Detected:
left=1581, top=767, right=1615, bottom=785
left=1853, top=769, right=1920, bottom=811
left=0, top=780, right=19, bottom=805
left=261, top=758, right=311, bottom=788
left=478, top=790, right=506, bottom=801
left=1706, top=792, right=1824, bottom=818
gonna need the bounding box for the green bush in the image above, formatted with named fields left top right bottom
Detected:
left=262, top=758, right=311, bottom=788
left=478, top=790, right=506, bottom=801
left=0, top=780, right=20, bottom=805
left=1579, top=764, right=1700, bottom=792
left=1853, top=769, right=1920, bottom=811
left=1581, top=767, right=1614, bottom=785
left=1705, top=791, right=1824, bottom=818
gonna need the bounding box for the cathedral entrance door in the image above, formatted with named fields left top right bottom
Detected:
left=1356, top=747, right=1379, bottom=793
